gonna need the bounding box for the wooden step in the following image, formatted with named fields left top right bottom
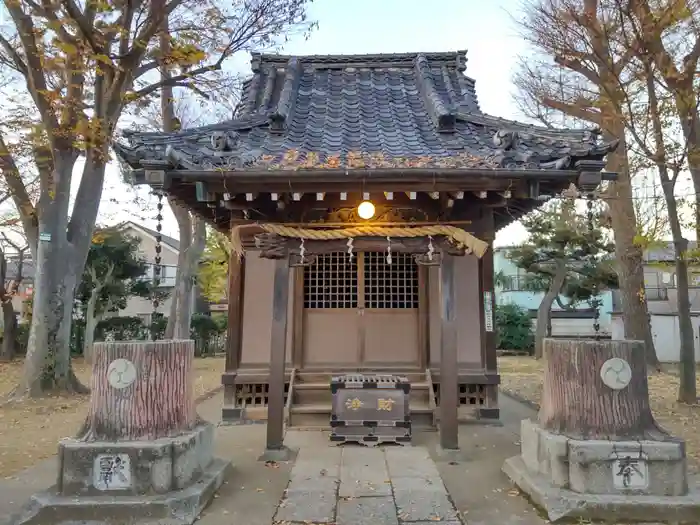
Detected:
left=293, top=382, right=332, bottom=404
left=289, top=403, right=332, bottom=428
left=409, top=400, right=435, bottom=428
left=295, top=371, right=426, bottom=383
left=288, top=402, right=435, bottom=428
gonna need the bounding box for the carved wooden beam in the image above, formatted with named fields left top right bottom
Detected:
left=254, top=234, right=467, bottom=259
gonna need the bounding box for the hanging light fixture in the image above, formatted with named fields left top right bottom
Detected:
left=357, top=200, right=375, bottom=220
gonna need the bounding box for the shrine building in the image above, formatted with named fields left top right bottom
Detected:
left=115, top=51, right=616, bottom=445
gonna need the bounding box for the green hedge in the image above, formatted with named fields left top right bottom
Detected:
left=495, top=303, right=534, bottom=353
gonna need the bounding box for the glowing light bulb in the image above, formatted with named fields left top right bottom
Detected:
left=357, top=201, right=375, bottom=220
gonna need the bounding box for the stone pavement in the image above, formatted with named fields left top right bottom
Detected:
left=0, top=391, right=550, bottom=525
left=273, top=444, right=460, bottom=524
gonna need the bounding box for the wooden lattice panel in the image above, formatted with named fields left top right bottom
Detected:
left=234, top=383, right=289, bottom=408
left=432, top=383, right=486, bottom=406
left=363, top=252, right=418, bottom=309
left=304, top=252, right=358, bottom=309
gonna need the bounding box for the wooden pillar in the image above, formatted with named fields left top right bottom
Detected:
left=222, top=252, right=246, bottom=422
left=418, top=265, right=429, bottom=370
left=291, top=267, right=304, bottom=370
left=478, top=244, right=499, bottom=419
left=439, top=254, right=459, bottom=450
left=264, top=258, right=291, bottom=456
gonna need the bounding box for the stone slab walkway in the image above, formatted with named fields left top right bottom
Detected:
left=0, top=392, right=553, bottom=525
left=274, top=445, right=461, bottom=524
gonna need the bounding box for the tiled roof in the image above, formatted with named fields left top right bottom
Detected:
left=115, top=51, right=616, bottom=172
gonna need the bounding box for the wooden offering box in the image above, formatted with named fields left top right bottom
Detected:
left=330, top=374, right=411, bottom=445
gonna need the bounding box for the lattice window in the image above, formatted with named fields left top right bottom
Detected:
left=364, top=252, right=419, bottom=309
left=304, top=252, right=358, bottom=309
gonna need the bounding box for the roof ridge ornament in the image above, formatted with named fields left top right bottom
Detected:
left=414, top=54, right=456, bottom=133
left=270, top=57, right=301, bottom=133
left=251, top=51, right=468, bottom=71
left=210, top=130, right=239, bottom=152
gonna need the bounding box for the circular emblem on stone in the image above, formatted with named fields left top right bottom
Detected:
left=600, top=358, right=632, bottom=390
left=107, top=359, right=137, bottom=389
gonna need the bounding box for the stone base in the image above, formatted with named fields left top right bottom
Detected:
left=258, top=445, right=296, bottom=463
left=58, top=423, right=215, bottom=496
left=503, top=419, right=700, bottom=523
left=4, top=458, right=231, bottom=525
left=434, top=445, right=466, bottom=464
left=504, top=456, right=700, bottom=523
left=518, top=419, right=688, bottom=496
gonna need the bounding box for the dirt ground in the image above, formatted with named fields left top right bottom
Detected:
left=498, top=356, right=700, bottom=472
left=0, top=356, right=225, bottom=479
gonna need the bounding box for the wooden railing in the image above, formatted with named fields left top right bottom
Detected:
left=425, top=368, right=437, bottom=427
left=284, top=368, right=297, bottom=429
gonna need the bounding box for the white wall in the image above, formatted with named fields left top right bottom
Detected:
left=533, top=317, right=611, bottom=338
left=611, top=313, right=700, bottom=363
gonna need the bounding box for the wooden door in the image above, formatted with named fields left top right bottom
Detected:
left=359, top=252, right=421, bottom=366
left=301, top=252, right=420, bottom=369
left=302, top=252, right=362, bottom=367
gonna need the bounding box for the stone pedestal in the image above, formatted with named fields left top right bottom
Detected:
left=7, top=341, right=232, bottom=525
left=504, top=338, right=700, bottom=522
left=504, top=420, right=700, bottom=522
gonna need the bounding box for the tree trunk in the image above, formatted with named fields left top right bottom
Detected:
left=534, top=260, right=567, bottom=359
left=1, top=301, right=17, bottom=361
left=16, top=155, right=93, bottom=397
left=165, top=201, right=192, bottom=339
left=83, top=292, right=100, bottom=363
left=174, top=218, right=206, bottom=339
left=604, top=143, right=660, bottom=371
left=539, top=338, right=668, bottom=440
left=670, top=94, right=700, bottom=243
left=663, top=182, right=697, bottom=403
left=78, top=340, right=196, bottom=441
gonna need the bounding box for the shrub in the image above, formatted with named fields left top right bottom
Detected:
left=495, top=303, right=534, bottom=352
left=190, top=313, right=225, bottom=356
left=95, top=316, right=148, bottom=341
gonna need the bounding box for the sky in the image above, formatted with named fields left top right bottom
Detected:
left=2, top=0, right=596, bottom=246
left=89, top=0, right=533, bottom=245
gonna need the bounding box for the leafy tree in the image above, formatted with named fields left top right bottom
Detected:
left=508, top=198, right=617, bottom=359
left=0, top=0, right=315, bottom=398
left=198, top=229, right=231, bottom=304
left=76, top=230, right=151, bottom=362
left=596, top=3, right=698, bottom=401
left=495, top=303, right=535, bottom=353
left=94, top=316, right=147, bottom=342
left=514, top=0, right=660, bottom=368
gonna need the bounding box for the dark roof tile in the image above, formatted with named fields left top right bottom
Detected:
left=114, top=51, right=616, bottom=172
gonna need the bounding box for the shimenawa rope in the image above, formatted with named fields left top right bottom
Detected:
left=231, top=224, right=488, bottom=258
